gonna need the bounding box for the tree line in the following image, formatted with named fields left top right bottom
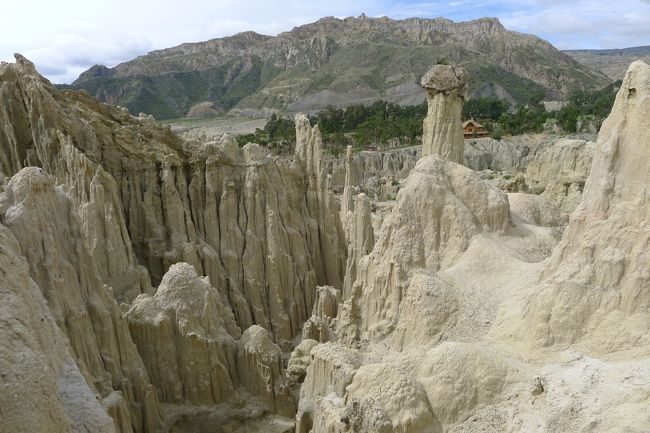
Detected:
left=236, top=100, right=427, bottom=156
left=236, top=81, right=619, bottom=154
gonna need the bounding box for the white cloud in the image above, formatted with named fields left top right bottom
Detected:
left=2, top=0, right=382, bottom=82
left=500, top=0, right=650, bottom=49
left=1, top=0, right=649, bottom=83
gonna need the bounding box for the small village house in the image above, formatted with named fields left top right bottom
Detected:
left=463, top=119, right=489, bottom=138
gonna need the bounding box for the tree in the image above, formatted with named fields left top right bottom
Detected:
left=463, top=98, right=509, bottom=121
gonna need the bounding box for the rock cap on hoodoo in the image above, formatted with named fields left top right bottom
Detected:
left=420, top=64, right=470, bottom=97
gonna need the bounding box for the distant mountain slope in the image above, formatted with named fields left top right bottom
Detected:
left=564, top=46, right=650, bottom=80
left=69, top=15, right=610, bottom=119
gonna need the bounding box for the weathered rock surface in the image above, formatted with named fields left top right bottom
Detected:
left=420, top=65, right=469, bottom=163
left=342, top=194, right=374, bottom=299
left=0, top=167, right=161, bottom=433
left=346, top=363, right=439, bottom=433
left=507, top=193, right=565, bottom=227
left=237, top=325, right=295, bottom=416
left=0, top=55, right=346, bottom=345
left=287, top=339, right=319, bottom=383
left=325, top=146, right=418, bottom=200
left=0, top=55, right=346, bottom=432
left=296, top=342, right=362, bottom=433
left=347, top=156, right=510, bottom=338
left=127, top=263, right=239, bottom=406
left=301, top=62, right=649, bottom=433
left=0, top=222, right=117, bottom=433
left=509, top=61, right=650, bottom=350
left=340, top=146, right=354, bottom=222
left=324, top=133, right=597, bottom=201
left=0, top=54, right=154, bottom=302
left=302, top=286, right=341, bottom=343
left=2, top=53, right=649, bottom=433
left=525, top=138, right=594, bottom=214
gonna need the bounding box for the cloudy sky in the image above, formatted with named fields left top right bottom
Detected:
left=2, top=0, right=650, bottom=83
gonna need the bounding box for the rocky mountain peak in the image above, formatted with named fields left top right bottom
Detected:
left=68, top=14, right=608, bottom=119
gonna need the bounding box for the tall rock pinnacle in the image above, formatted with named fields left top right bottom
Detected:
left=517, top=60, right=650, bottom=347
left=420, top=64, right=470, bottom=163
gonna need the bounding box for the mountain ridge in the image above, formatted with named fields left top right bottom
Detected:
left=69, top=15, right=610, bottom=119
left=565, top=46, right=650, bottom=80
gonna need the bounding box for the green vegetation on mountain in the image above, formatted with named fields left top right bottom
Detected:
left=64, top=58, right=283, bottom=118
left=68, top=15, right=610, bottom=120
left=462, top=97, right=509, bottom=121
left=493, top=80, right=619, bottom=136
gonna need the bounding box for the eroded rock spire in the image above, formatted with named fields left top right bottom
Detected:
left=420, top=64, right=470, bottom=163
left=340, top=145, right=354, bottom=223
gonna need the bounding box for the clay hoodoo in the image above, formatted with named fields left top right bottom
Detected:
left=126, top=262, right=240, bottom=406
left=297, top=64, right=513, bottom=432
left=420, top=64, right=470, bottom=163
left=340, top=145, right=354, bottom=222
left=127, top=262, right=296, bottom=416
left=342, top=193, right=375, bottom=299
left=513, top=60, right=650, bottom=349
left=343, top=63, right=508, bottom=341
left=297, top=61, right=650, bottom=433
left=344, top=155, right=511, bottom=342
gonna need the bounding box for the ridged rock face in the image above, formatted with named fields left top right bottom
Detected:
left=302, top=285, right=341, bottom=343
left=306, top=62, right=650, bottom=433
left=4, top=52, right=649, bottom=433
left=342, top=193, right=374, bottom=299
left=0, top=167, right=162, bottom=433
left=294, top=113, right=347, bottom=291
left=237, top=325, right=295, bottom=416
left=420, top=65, right=469, bottom=163
left=296, top=342, right=362, bottom=433
left=324, top=134, right=599, bottom=200
left=340, top=146, right=354, bottom=222
left=0, top=54, right=346, bottom=343
left=0, top=55, right=346, bottom=432
left=127, top=263, right=239, bottom=406
left=0, top=54, right=156, bottom=302
left=525, top=138, right=595, bottom=214
left=0, top=222, right=116, bottom=433
left=519, top=61, right=650, bottom=349
left=325, top=146, right=419, bottom=201
left=346, top=156, right=510, bottom=340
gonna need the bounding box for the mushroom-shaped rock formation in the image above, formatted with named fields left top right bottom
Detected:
left=420, top=64, right=470, bottom=163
